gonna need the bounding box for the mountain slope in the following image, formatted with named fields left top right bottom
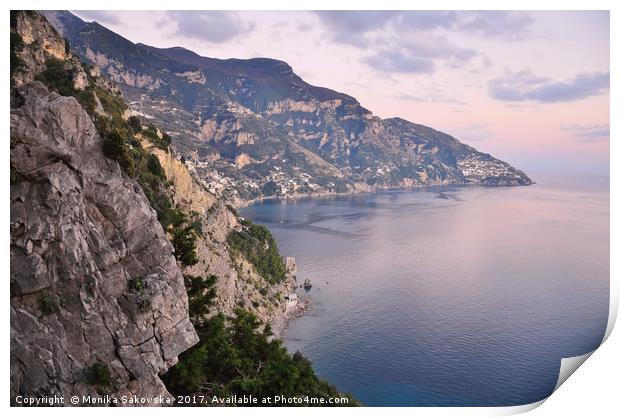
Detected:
left=11, top=11, right=354, bottom=405
left=44, top=10, right=531, bottom=204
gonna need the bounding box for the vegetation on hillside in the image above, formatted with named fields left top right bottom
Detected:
left=162, top=274, right=357, bottom=406
left=10, top=11, right=30, bottom=83
left=10, top=34, right=24, bottom=83
left=86, top=361, right=114, bottom=393
left=227, top=219, right=287, bottom=284
left=142, top=125, right=172, bottom=151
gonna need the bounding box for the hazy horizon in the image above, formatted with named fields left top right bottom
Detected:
left=72, top=10, right=610, bottom=176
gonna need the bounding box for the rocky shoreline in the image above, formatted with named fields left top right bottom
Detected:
left=270, top=294, right=312, bottom=340
left=266, top=256, right=313, bottom=340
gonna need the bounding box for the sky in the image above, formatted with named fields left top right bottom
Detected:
left=73, top=10, right=610, bottom=176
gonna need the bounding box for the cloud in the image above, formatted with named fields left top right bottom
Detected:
left=396, top=11, right=459, bottom=31
left=562, top=124, right=609, bottom=141
left=397, top=92, right=467, bottom=105
left=398, top=93, right=425, bottom=102
left=312, top=11, right=526, bottom=74
left=452, top=123, right=494, bottom=142
left=313, top=10, right=398, bottom=42
left=165, top=11, right=254, bottom=43
left=313, top=11, right=534, bottom=45
left=489, top=70, right=610, bottom=102
left=74, top=10, right=122, bottom=25
left=575, top=129, right=610, bottom=139
left=458, top=11, right=535, bottom=39
left=313, top=11, right=457, bottom=46
left=366, top=50, right=435, bottom=74
left=365, top=36, right=477, bottom=74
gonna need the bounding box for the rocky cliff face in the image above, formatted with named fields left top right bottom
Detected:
left=10, top=11, right=299, bottom=404
left=140, top=138, right=297, bottom=327
left=10, top=82, right=198, bottom=401
left=11, top=11, right=68, bottom=87
left=43, top=10, right=532, bottom=205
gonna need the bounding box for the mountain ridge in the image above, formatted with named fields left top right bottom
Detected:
left=43, top=10, right=531, bottom=205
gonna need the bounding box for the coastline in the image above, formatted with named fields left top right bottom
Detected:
left=270, top=294, right=312, bottom=340
left=235, top=188, right=367, bottom=209
left=233, top=180, right=534, bottom=209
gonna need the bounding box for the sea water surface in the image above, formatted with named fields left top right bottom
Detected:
left=240, top=174, right=610, bottom=406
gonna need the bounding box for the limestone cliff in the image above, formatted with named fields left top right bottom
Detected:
left=10, top=11, right=204, bottom=401
left=10, top=82, right=198, bottom=401
left=140, top=138, right=297, bottom=329
left=11, top=11, right=67, bottom=87
left=140, top=137, right=216, bottom=213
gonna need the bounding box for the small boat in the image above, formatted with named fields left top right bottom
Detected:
left=303, top=278, right=312, bottom=290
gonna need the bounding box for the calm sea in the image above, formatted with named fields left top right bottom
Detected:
left=240, top=174, right=610, bottom=406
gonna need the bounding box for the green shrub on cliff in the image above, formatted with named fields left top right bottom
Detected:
left=162, top=279, right=357, bottom=406
left=128, top=277, right=145, bottom=294
left=10, top=31, right=25, bottom=82
left=86, top=361, right=114, bottom=391
left=146, top=153, right=166, bottom=180
left=184, top=274, right=217, bottom=324
left=35, top=57, right=76, bottom=97
left=94, top=84, right=127, bottom=115
left=32, top=57, right=95, bottom=116
left=172, top=223, right=199, bottom=266
left=143, top=125, right=172, bottom=151
left=127, top=115, right=142, bottom=133
left=227, top=219, right=287, bottom=284
left=102, top=128, right=136, bottom=176
left=39, top=293, right=59, bottom=315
